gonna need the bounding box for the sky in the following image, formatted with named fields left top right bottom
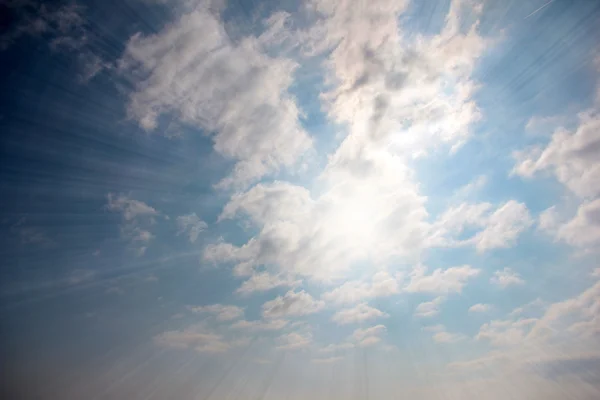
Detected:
left=1, top=0, right=600, bottom=398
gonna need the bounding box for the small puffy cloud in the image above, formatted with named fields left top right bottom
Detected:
left=592, top=268, right=600, bottom=278
left=236, top=272, right=301, bottom=296
left=476, top=318, right=538, bottom=347
left=352, top=324, right=387, bottom=342
left=555, top=199, right=600, bottom=248
left=176, top=213, right=207, bottom=243
left=432, top=331, right=465, bottom=344
left=261, top=290, right=324, bottom=319
left=429, top=201, right=532, bottom=252
left=490, top=268, right=524, bottom=288
left=331, top=303, right=388, bottom=325
left=189, top=304, right=244, bottom=321
left=321, top=271, right=398, bottom=305
left=276, top=332, right=312, bottom=350
left=106, top=193, right=158, bottom=221
left=155, top=324, right=247, bottom=353
left=358, top=336, right=382, bottom=347
left=469, top=303, right=491, bottom=313
left=318, top=342, right=355, bottom=354
left=106, top=193, right=160, bottom=254
left=513, top=109, right=600, bottom=199
left=230, top=319, right=288, bottom=331
left=414, top=296, right=445, bottom=318
left=423, top=324, right=465, bottom=343
left=404, top=265, right=480, bottom=294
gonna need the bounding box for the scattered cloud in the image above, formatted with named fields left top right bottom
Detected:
left=156, top=324, right=248, bottom=353
left=429, top=201, right=533, bottom=252
left=230, top=319, right=288, bottom=331
left=352, top=324, right=387, bottom=347
left=176, top=213, right=208, bottom=243
left=404, top=265, right=480, bottom=294
left=236, top=272, right=301, bottom=296
left=106, top=193, right=159, bottom=255
left=261, top=290, right=324, bottom=319
left=491, top=268, right=525, bottom=288
left=414, top=296, right=445, bottom=318
left=331, top=303, right=388, bottom=325
left=188, top=304, right=244, bottom=321
left=321, top=271, right=399, bottom=305
left=469, top=303, right=492, bottom=313
left=119, top=6, right=312, bottom=188
left=276, top=332, right=312, bottom=350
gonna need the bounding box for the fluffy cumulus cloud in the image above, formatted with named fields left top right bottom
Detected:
left=424, top=325, right=466, bottom=344
left=261, top=290, right=324, bottom=319
left=514, top=69, right=600, bottom=251
left=176, top=213, right=208, bottom=243
left=188, top=304, right=244, bottom=321
left=513, top=110, right=600, bottom=199
left=276, top=332, right=312, bottom=350
left=490, top=268, right=525, bottom=288
left=106, top=193, right=159, bottom=255
left=119, top=6, right=312, bottom=187
left=331, top=303, right=388, bottom=325
left=321, top=271, right=399, bottom=305
left=429, top=201, right=533, bottom=252
left=455, top=280, right=600, bottom=383
left=404, top=265, right=480, bottom=294
left=469, top=303, right=491, bottom=313
left=155, top=324, right=248, bottom=353
left=414, top=296, right=445, bottom=318
left=235, top=272, right=301, bottom=296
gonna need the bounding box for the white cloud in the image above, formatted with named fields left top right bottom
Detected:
left=204, top=0, right=488, bottom=283
left=276, top=332, right=312, bottom=350
left=432, top=331, right=466, bottom=344
left=211, top=172, right=428, bottom=282
left=308, top=0, right=486, bottom=157
left=318, top=342, right=355, bottom=354
left=352, top=324, right=387, bottom=347
left=331, top=303, right=388, bottom=325
left=429, top=201, right=533, bottom=252
left=352, top=324, right=387, bottom=342
left=513, top=109, right=600, bottom=199
left=321, top=271, right=398, bottom=305
left=106, top=193, right=159, bottom=254
left=490, top=268, right=525, bottom=288
left=414, top=296, right=445, bottom=318
left=469, top=303, right=491, bottom=313
left=155, top=324, right=248, bottom=353
left=236, top=272, right=301, bottom=296
left=119, top=7, right=312, bottom=188
left=423, top=324, right=465, bottom=343
left=230, top=319, right=288, bottom=331
left=555, top=199, right=600, bottom=248
left=188, top=304, right=244, bottom=321
left=176, top=213, right=208, bottom=243
left=261, top=290, right=324, bottom=319
left=476, top=318, right=538, bottom=347
left=106, top=193, right=158, bottom=221
left=404, top=265, right=480, bottom=294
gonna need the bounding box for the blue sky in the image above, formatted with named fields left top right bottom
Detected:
left=1, top=0, right=600, bottom=398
